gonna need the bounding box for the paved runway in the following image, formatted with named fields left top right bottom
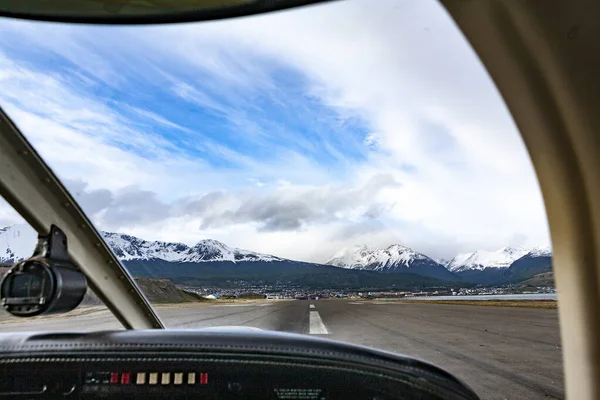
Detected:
left=0, top=300, right=564, bottom=399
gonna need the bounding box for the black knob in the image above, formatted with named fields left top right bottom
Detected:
left=228, top=382, right=242, bottom=393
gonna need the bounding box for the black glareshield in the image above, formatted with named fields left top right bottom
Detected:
left=0, top=226, right=88, bottom=317
left=0, top=0, right=332, bottom=25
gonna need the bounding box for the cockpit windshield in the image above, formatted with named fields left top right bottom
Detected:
left=0, top=1, right=562, bottom=398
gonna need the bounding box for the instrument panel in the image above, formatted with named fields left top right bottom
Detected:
left=2, top=359, right=400, bottom=399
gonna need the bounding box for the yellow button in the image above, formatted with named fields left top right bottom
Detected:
left=187, top=372, right=196, bottom=384
left=149, top=373, right=158, bottom=385
left=161, top=373, right=170, bottom=385
left=174, top=373, right=183, bottom=385
left=136, top=373, right=146, bottom=385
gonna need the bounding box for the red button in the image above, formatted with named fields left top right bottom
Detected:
left=121, top=373, right=131, bottom=385
left=200, top=373, right=208, bottom=385
left=110, top=373, right=119, bottom=384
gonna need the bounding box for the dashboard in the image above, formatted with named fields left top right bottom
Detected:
left=0, top=330, right=479, bottom=399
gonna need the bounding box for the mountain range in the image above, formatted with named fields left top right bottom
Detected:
left=0, top=225, right=443, bottom=289
left=326, top=244, right=458, bottom=281
left=447, top=247, right=531, bottom=272
left=446, top=246, right=551, bottom=284
left=0, top=224, right=552, bottom=287
left=101, top=232, right=282, bottom=263
left=326, top=243, right=552, bottom=285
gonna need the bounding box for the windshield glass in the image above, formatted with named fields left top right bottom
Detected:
left=0, top=1, right=562, bottom=398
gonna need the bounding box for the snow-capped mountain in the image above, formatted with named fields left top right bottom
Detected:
left=326, top=242, right=554, bottom=284
left=446, top=246, right=531, bottom=272
left=446, top=246, right=551, bottom=272
left=525, top=246, right=552, bottom=258
left=0, top=224, right=39, bottom=263
left=327, top=244, right=429, bottom=271
left=502, top=248, right=552, bottom=283
left=326, top=244, right=459, bottom=281
left=441, top=245, right=553, bottom=284
left=102, top=233, right=282, bottom=263
left=0, top=224, right=282, bottom=264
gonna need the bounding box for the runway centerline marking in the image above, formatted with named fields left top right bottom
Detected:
left=309, top=304, right=316, bottom=309
left=309, top=310, right=329, bottom=334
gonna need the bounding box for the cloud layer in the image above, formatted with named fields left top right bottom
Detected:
left=63, top=174, right=399, bottom=233
left=0, top=0, right=550, bottom=262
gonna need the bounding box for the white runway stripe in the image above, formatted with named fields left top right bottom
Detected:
left=309, top=304, right=316, bottom=309
left=309, top=311, right=329, bottom=334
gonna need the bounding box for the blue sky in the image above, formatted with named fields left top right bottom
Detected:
left=0, top=0, right=550, bottom=262
left=2, top=24, right=368, bottom=172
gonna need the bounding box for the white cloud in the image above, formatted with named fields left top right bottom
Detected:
left=0, top=0, right=550, bottom=262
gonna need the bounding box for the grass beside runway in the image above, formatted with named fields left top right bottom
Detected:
left=395, top=299, right=557, bottom=309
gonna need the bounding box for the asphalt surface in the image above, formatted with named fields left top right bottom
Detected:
left=0, top=300, right=564, bottom=400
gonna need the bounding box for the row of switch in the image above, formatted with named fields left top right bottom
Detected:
left=135, top=372, right=208, bottom=385
left=85, top=372, right=208, bottom=386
